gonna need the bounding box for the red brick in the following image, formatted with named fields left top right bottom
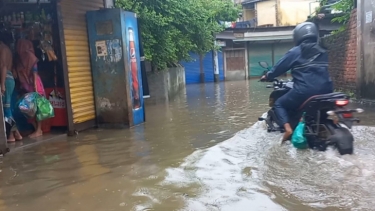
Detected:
left=321, top=9, right=357, bottom=94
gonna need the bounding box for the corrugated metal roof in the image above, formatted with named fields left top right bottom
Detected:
left=233, top=30, right=293, bottom=41
left=244, top=30, right=293, bottom=37
left=241, top=0, right=264, bottom=5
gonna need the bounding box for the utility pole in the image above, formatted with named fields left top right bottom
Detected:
left=213, top=41, right=220, bottom=82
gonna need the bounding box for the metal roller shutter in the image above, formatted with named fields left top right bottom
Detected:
left=248, top=43, right=272, bottom=77
left=60, top=0, right=103, bottom=125
left=182, top=51, right=225, bottom=84
left=274, top=42, right=293, bottom=62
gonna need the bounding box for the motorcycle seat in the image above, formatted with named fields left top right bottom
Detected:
left=298, top=92, right=347, bottom=110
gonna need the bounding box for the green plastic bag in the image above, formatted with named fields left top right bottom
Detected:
left=291, top=112, right=308, bottom=149
left=35, top=94, right=55, bottom=121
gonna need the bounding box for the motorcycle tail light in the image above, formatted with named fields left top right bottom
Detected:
left=335, top=100, right=349, bottom=106
left=342, top=113, right=353, bottom=118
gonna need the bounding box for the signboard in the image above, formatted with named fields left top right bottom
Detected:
left=366, top=11, right=373, bottom=24
left=95, top=40, right=108, bottom=57
left=216, top=40, right=226, bottom=47
left=234, top=33, right=244, bottom=38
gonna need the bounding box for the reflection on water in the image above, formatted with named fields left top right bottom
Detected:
left=0, top=80, right=375, bottom=211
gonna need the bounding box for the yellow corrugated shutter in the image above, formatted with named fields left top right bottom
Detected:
left=60, top=0, right=103, bottom=124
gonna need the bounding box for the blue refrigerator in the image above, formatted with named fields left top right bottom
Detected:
left=86, top=9, right=145, bottom=127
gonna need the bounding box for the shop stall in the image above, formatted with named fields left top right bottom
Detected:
left=0, top=0, right=68, bottom=138
left=0, top=0, right=106, bottom=143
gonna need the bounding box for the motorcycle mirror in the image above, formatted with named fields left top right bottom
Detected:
left=258, top=61, right=269, bottom=69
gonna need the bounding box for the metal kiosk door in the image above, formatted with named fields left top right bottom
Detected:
left=86, top=9, right=145, bottom=127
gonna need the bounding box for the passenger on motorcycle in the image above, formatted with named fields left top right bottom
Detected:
left=260, top=22, right=333, bottom=142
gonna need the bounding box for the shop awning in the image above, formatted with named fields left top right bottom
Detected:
left=242, top=0, right=264, bottom=5
left=234, top=30, right=293, bottom=42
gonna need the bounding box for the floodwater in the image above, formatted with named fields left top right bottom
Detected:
left=1, top=80, right=375, bottom=211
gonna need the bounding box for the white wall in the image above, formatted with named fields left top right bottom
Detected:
left=279, top=0, right=319, bottom=26
left=257, top=0, right=276, bottom=26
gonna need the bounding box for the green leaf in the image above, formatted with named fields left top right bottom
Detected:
left=329, top=0, right=353, bottom=33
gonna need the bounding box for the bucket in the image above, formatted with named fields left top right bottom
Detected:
left=45, top=87, right=68, bottom=127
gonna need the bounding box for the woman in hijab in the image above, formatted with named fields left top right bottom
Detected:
left=14, top=39, right=45, bottom=138
left=0, top=33, right=23, bottom=142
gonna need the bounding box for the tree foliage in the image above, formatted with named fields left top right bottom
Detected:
left=330, top=0, right=354, bottom=32
left=319, top=0, right=354, bottom=33
left=116, top=0, right=239, bottom=71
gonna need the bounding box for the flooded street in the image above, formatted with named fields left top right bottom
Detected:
left=1, top=80, right=375, bottom=211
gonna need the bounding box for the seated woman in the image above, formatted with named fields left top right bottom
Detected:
left=14, top=39, right=46, bottom=138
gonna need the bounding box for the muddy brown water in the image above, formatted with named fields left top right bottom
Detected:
left=0, top=80, right=375, bottom=211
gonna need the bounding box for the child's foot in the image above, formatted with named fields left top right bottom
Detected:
left=7, top=138, right=16, bottom=143
left=7, top=132, right=16, bottom=142
left=29, top=130, right=43, bottom=138
left=14, top=131, right=23, bottom=140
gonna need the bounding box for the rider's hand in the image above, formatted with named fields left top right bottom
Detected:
left=260, top=75, right=267, bottom=81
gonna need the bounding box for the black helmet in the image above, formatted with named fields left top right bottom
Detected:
left=293, top=22, right=319, bottom=46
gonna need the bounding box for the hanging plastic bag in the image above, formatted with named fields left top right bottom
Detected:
left=35, top=94, right=55, bottom=121
left=18, top=92, right=38, bottom=118
left=291, top=112, right=308, bottom=149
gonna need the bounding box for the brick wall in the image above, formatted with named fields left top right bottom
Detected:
left=321, top=9, right=357, bottom=94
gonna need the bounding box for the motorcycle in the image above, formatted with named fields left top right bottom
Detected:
left=257, top=61, right=363, bottom=155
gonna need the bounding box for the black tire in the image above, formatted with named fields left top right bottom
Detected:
left=329, top=127, right=354, bottom=155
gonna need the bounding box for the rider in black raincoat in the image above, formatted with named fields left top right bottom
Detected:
left=261, top=22, right=333, bottom=141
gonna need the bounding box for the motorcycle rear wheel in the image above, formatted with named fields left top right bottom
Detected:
left=329, top=127, right=354, bottom=155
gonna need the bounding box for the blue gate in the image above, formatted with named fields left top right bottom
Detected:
left=181, top=51, right=224, bottom=84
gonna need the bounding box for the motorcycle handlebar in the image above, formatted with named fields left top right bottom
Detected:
left=258, top=76, right=279, bottom=83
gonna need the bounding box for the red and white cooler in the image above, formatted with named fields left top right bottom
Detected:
left=45, top=87, right=68, bottom=127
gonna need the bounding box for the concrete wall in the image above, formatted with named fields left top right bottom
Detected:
left=278, top=0, right=319, bottom=26
left=256, top=0, right=319, bottom=26
left=257, top=0, right=276, bottom=26
left=145, top=67, right=186, bottom=104
left=321, top=9, right=357, bottom=95
left=243, top=8, right=256, bottom=21
left=358, top=0, right=375, bottom=99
